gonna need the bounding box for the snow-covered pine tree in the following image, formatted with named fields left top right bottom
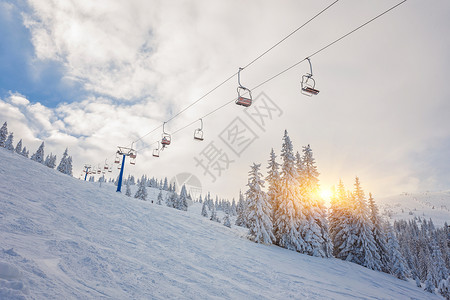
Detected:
left=134, top=176, right=148, bottom=200
left=57, top=148, right=68, bottom=172
left=0, top=122, right=7, bottom=147
left=266, top=148, right=280, bottom=223
left=15, top=139, right=22, bottom=154
left=235, top=190, right=247, bottom=227
left=30, top=142, right=45, bottom=163
left=223, top=213, right=231, bottom=228
left=157, top=190, right=163, bottom=205
left=273, top=130, right=304, bottom=251
left=5, top=133, right=14, bottom=151
left=368, top=193, right=390, bottom=273
left=176, top=184, right=188, bottom=211
left=246, top=163, right=274, bottom=244
left=300, top=144, right=332, bottom=258
left=166, top=192, right=177, bottom=208
left=424, top=271, right=436, bottom=293
left=201, top=201, right=209, bottom=217
left=44, top=153, right=57, bottom=169
left=125, top=181, right=132, bottom=197
left=387, top=226, right=408, bottom=280
left=163, top=177, right=169, bottom=191
left=231, top=198, right=237, bottom=216
left=21, top=146, right=29, bottom=158
left=438, top=276, right=449, bottom=300
left=431, top=239, right=449, bottom=284
left=210, top=204, right=219, bottom=222
left=348, top=177, right=382, bottom=271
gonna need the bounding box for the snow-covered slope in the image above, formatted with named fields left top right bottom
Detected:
left=377, top=191, right=450, bottom=227
left=0, top=149, right=440, bottom=299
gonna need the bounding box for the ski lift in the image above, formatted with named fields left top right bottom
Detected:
left=114, top=151, right=120, bottom=164
left=301, top=58, right=320, bottom=96
left=194, top=119, right=204, bottom=141
left=153, top=142, right=160, bottom=157
left=161, top=122, right=171, bottom=146
left=236, top=67, right=252, bottom=107
left=104, top=160, right=109, bottom=170
left=129, top=150, right=137, bottom=165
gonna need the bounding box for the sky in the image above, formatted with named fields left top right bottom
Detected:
left=1, top=0, right=450, bottom=200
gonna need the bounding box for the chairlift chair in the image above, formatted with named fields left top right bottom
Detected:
left=129, top=151, right=137, bottom=165
left=236, top=67, right=252, bottom=107
left=161, top=122, right=171, bottom=146
left=114, top=152, right=120, bottom=164
left=153, top=142, right=160, bottom=157
left=194, top=119, right=204, bottom=141
left=301, top=58, right=320, bottom=96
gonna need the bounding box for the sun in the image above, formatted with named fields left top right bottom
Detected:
left=319, top=188, right=333, bottom=202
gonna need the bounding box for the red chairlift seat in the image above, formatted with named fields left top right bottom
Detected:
left=302, top=86, right=319, bottom=96
left=236, top=95, right=252, bottom=107
left=161, top=136, right=171, bottom=146
left=301, top=58, right=320, bottom=97
left=235, top=67, right=252, bottom=107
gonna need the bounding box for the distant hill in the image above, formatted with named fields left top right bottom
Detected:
left=377, top=191, right=450, bottom=227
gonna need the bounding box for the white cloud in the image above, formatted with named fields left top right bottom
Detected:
left=1, top=0, right=449, bottom=198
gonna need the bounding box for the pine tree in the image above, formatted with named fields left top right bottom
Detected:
left=134, top=176, right=148, bottom=200
left=125, top=181, right=131, bottom=197
left=300, top=144, right=332, bottom=258
left=166, top=193, right=177, bottom=208
left=438, top=276, right=449, bottom=300
left=230, top=198, right=237, bottom=216
left=57, top=148, right=73, bottom=175
left=30, top=142, right=45, bottom=163
left=21, top=146, right=29, bottom=158
left=163, top=177, right=169, bottom=191
left=157, top=190, right=163, bottom=205
left=431, top=240, right=449, bottom=283
left=273, top=130, right=304, bottom=251
left=223, top=213, right=231, bottom=228
left=246, top=163, right=274, bottom=244
left=44, top=153, right=57, bottom=169
left=176, top=185, right=188, bottom=211
left=330, top=180, right=352, bottom=258
left=210, top=204, right=219, bottom=222
left=201, top=201, right=209, bottom=217
left=15, top=139, right=23, bottom=154
left=348, top=177, right=382, bottom=271
left=5, top=133, right=14, bottom=151
left=424, top=271, right=436, bottom=293
left=266, top=148, right=280, bottom=223
left=368, top=193, right=390, bottom=272
left=0, top=122, right=7, bottom=147
left=235, top=190, right=247, bottom=227
left=387, top=227, right=408, bottom=280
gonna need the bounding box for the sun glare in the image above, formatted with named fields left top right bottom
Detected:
left=319, top=188, right=333, bottom=202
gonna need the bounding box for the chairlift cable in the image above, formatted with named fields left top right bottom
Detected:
left=98, top=0, right=407, bottom=168
left=130, top=1, right=340, bottom=145
left=241, top=0, right=340, bottom=70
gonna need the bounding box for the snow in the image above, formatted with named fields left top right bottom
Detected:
left=377, top=191, right=450, bottom=227
left=0, top=149, right=441, bottom=299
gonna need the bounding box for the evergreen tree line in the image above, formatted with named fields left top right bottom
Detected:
left=123, top=174, right=191, bottom=211
left=394, top=218, right=449, bottom=296
left=199, top=192, right=235, bottom=227
left=0, top=121, right=73, bottom=176
left=234, top=130, right=449, bottom=297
